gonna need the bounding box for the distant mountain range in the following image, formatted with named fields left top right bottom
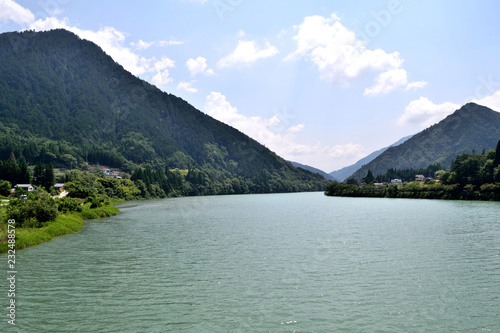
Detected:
left=0, top=29, right=328, bottom=193
left=329, top=135, right=413, bottom=182
left=348, top=103, right=500, bottom=181
left=289, top=161, right=337, bottom=181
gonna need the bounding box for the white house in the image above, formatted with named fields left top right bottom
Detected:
left=11, top=184, right=34, bottom=193
left=54, top=183, right=65, bottom=191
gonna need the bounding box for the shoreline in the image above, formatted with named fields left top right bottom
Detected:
left=0, top=204, right=121, bottom=254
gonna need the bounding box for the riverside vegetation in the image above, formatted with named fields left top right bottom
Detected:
left=0, top=29, right=329, bottom=253
left=326, top=140, right=500, bottom=201
left=0, top=157, right=124, bottom=253
left=0, top=148, right=326, bottom=253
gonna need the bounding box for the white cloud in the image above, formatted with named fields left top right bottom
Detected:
left=151, top=70, right=173, bottom=86
left=131, top=39, right=185, bottom=50
left=153, top=57, right=175, bottom=71
left=130, top=39, right=154, bottom=50
left=0, top=0, right=35, bottom=25
left=398, top=97, right=460, bottom=128
left=217, top=40, right=279, bottom=68
left=287, top=13, right=426, bottom=95
left=186, top=56, right=214, bottom=77
left=472, top=90, right=500, bottom=112
left=177, top=81, right=198, bottom=93
left=399, top=89, right=500, bottom=130
left=158, top=39, right=185, bottom=46
left=406, top=80, right=428, bottom=91
left=364, top=68, right=408, bottom=96
left=204, top=92, right=364, bottom=171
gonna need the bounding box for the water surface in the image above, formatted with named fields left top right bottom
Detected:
left=2, top=193, right=500, bottom=332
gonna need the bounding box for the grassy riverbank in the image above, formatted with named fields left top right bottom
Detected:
left=0, top=202, right=121, bottom=253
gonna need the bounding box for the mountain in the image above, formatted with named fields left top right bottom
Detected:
left=329, top=135, right=412, bottom=181
left=289, top=161, right=336, bottom=181
left=0, top=29, right=328, bottom=193
left=348, top=103, right=500, bottom=181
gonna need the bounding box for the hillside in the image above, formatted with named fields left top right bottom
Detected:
left=329, top=135, right=412, bottom=181
left=289, top=161, right=336, bottom=181
left=0, top=29, right=328, bottom=194
left=348, top=103, right=500, bottom=181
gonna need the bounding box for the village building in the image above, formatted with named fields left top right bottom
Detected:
left=54, top=183, right=65, bottom=191
left=415, top=175, right=425, bottom=182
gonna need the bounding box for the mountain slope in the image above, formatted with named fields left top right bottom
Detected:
left=289, top=161, right=336, bottom=181
left=348, top=103, right=500, bottom=181
left=329, top=135, right=412, bottom=181
left=0, top=29, right=328, bottom=193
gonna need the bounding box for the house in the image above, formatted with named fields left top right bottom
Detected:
left=100, top=168, right=122, bottom=178
left=10, top=184, right=34, bottom=194
left=101, top=168, right=112, bottom=176
left=374, top=182, right=385, bottom=187
left=54, top=183, right=65, bottom=191
left=15, top=184, right=34, bottom=191
left=415, top=175, right=425, bottom=182
left=391, top=179, right=403, bottom=185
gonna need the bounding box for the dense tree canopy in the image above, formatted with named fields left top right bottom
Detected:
left=0, top=29, right=329, bottom=193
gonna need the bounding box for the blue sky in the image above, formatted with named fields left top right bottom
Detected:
left=1, top=0, right=500, bottom=172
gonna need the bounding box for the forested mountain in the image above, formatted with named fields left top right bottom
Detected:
left=329, top=135, right=412, bottom=181
left=289, top=161, right=337, bottom=181
left=0, top=29, right=328, bottom=193
left=348, top=103, right=500, bottom=181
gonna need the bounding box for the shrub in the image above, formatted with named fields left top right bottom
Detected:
left=5, top=194, right=58, bottom=227
left=56, top=197, right=83, bottom=213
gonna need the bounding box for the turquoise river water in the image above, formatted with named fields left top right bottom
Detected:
left=1, top=192, right=500, bottom=332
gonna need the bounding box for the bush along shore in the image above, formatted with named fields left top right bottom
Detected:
left=326, top=144, right=500, bottom=201
left=0, top=204, right=120, bottom=253
left=0, top=195, right=121, bottom=254
left=0, top=163, right=135, bottom=253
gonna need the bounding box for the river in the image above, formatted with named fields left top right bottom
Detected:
left=2, top=192, right=500, bottom=332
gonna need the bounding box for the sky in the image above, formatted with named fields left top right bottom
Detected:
left=1, top=0, right=500, bottom=172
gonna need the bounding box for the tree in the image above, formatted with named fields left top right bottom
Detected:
left=0, top=180, right=11, bottom=196
left=362, top=169, right=375, bottom=185
left=32, top=162, right=45, bottom=187
left=5, top=193, right=58, bottom=227
left=494, top=139, right=500, bottom=167
left=8, top=152, right=16, bottom=164
left=18, top=159, right=30, bottom=184
left=346, top=178, right=359, bottom=186
left=42, top=162, right=55, bottom=190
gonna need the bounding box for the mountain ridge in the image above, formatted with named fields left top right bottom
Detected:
left=329, top=135, right=413, bottom=181
left=289, top=161, right=337, bottom=181
left=0, top=29, right=328, bottom=193
left=348, top=103, right=500, bottom=181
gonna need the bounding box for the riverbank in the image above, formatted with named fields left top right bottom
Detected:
left=0, top=203, right=121, bottom=254
left=324, top=182, right=500, bottom=201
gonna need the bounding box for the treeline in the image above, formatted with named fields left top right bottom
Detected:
left=326, top=141, right=500, bottom=201
left=373, top=164, right=442, bottom=183
left=0, top=153, right=55, bottom=195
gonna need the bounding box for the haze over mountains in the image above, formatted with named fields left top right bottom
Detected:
left=329, top=135, right=413, bottom=182
left=0, top=29, right=328, bottom=193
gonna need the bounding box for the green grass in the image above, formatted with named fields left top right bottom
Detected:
left=0, top=204, right=120, bottom=253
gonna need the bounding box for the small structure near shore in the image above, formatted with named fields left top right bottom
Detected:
left=10, top=184, right=34, bottom=194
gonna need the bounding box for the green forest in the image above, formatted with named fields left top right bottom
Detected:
left=0, top=29, right=329, bottom=195
left=326, top=140, right=500, bottom=201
